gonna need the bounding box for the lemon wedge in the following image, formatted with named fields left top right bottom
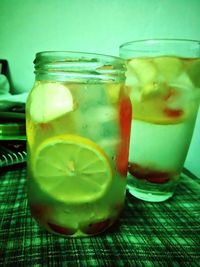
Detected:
left=32, top=135, right=112, bottom=203
left=30, top=82, right=74, bottom=123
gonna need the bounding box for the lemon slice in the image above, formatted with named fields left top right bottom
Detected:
left=32, top=135, right=112, bottom=203
left=30, top=82, right=74, bottom=123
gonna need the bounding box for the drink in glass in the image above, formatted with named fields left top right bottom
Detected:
left=26, top=51, right=132, bottom=236
left=120, top=39, right=200, bottom=202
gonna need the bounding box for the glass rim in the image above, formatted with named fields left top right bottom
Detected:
left=119, top=38, right=200, bottom=50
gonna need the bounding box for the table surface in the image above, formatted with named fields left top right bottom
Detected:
left=0, top=166, right=200, bottom=267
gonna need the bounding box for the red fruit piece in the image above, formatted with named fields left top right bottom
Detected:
left=38, top=122, right=53, bottom=130
left=128, top=163, right=145, bottom=179
left=29, top=204, right=48, bottom=219
left=146, top=170, right=170, bottom=183
left=114, top=202, right=124, bottom=214
left=82, top=219, right=111, bottom=235
left=163, top=87, right=179, bottom=101
left=163, top=88, right=183, bottom=118
left=128, top=163, right=170, bottom=184
left=163, top=107, right=183, bottom=118
left=48, top=222, right=76, bottom=236
left=116, top=96, right=132, bottom=176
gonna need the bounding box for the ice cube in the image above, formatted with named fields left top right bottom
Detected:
left=90, top=106, right=118, bottom=122
left=80, top=105, right=118, bottom=141
left=170, top=72, right=194, bottom=90
left=165, top=86, right=191, bottom=112
left=98, top=137, right=120, bottom=149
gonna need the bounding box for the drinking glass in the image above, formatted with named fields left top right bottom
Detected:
left=119, top=39, right=200, bottom=202
left=26, top=51, right=132, bottom=236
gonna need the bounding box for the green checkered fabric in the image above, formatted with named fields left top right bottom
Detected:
left=0, top=166, right=200, bottom=267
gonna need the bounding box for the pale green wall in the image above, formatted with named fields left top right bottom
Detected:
left=0, top=0, right=200, bottom=176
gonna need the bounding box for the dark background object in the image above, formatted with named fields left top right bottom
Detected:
left=0, top=59, right=14, bottom=90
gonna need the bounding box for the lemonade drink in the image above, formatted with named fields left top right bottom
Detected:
left=120, top=40, right=200, bottom=202
left=26, top=52, right=131, bottom=236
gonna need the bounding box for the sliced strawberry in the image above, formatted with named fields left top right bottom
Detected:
left=38, top=122, right=53, bottom=131
left=119, top=96, right=132, bottom=138
left=81, top=219, right=111, bottom=235
left=146, top=170, right=170, bottom=183
left=29, top=204, right=48, bottom=219
left=116, top=96, right=132, bottom=176
left=116, top=143, right=129, bottom=176
left=163, top=87, right=183, bottom=118
left=163, top=87, right=179, bottom=101
left=163, top=107, right=183, bottom=118
left=48, top=222, right=76, bottom=236
left=128, top=163, right=146, bottom=179
left=114, top=202, right=124, bottom=214
left=128, top=163, right=170, bottom=184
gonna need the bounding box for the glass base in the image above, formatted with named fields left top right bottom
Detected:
left=127, top=174, right=178, bottom=202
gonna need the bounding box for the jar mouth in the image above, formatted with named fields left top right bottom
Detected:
left=34, top=51, right=126, bottom=83
left=119, top=38, right=200, bottom=58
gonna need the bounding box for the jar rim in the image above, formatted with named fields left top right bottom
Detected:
left=35, top=50, right=125, bottom=64
left=34, top=51, right=126, bottom=83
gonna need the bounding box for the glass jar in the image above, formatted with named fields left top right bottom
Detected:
left=26, top=51, right=132, bottom=237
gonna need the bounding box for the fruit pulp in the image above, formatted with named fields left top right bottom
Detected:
left=26, top=81, right=131, bottom=236
left=126, top=56, right=200, bottom=201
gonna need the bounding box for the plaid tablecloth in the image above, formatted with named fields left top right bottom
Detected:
left=0, top=166, right=200, bottom=267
